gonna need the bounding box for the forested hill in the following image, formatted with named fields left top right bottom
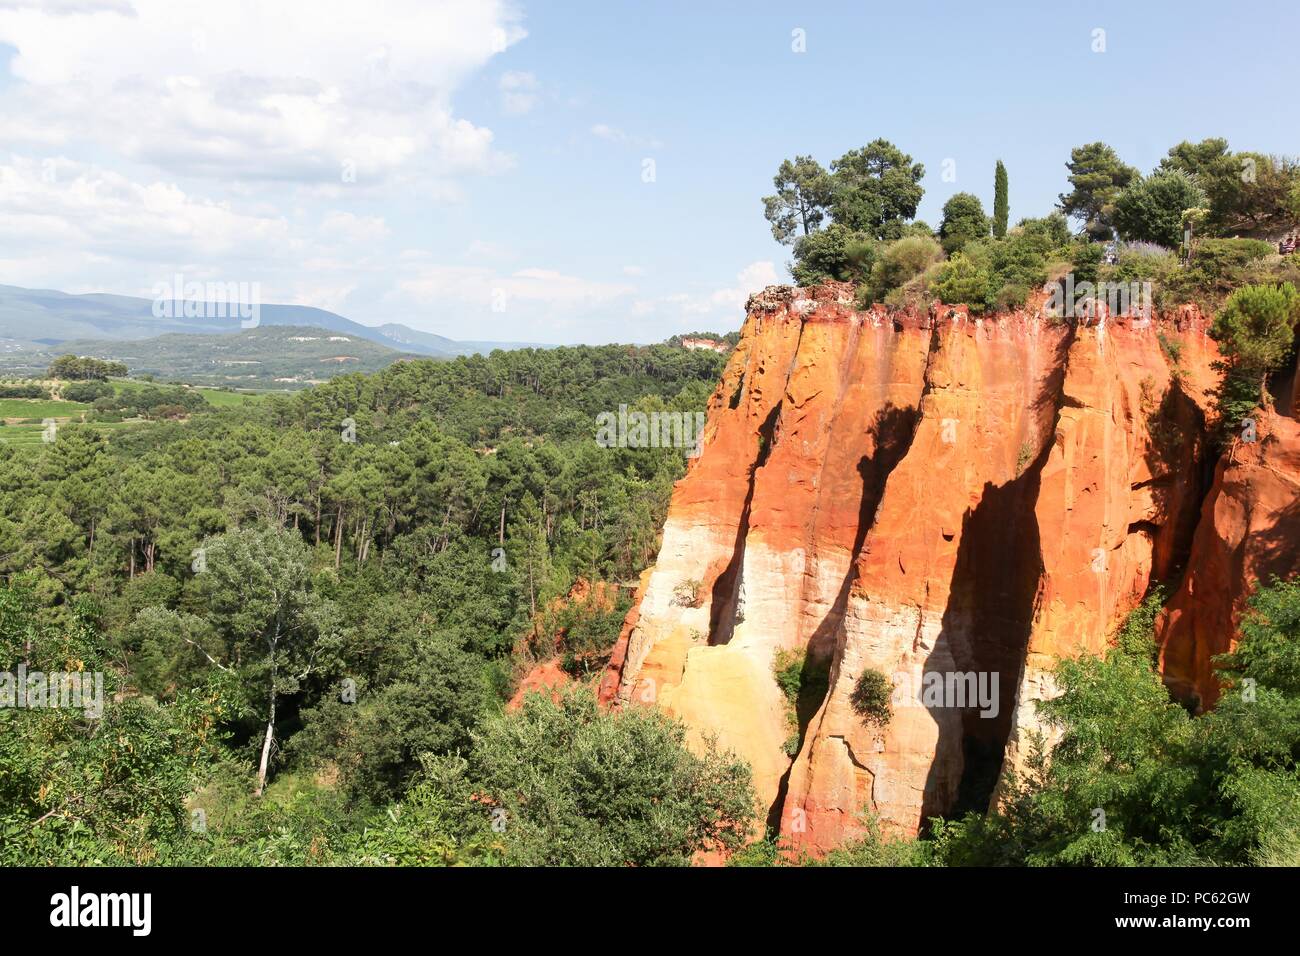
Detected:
left=0, top=325, right=419, bottom=388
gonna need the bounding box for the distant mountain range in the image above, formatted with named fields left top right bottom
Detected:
left=0, top=284, right=544, bottom=358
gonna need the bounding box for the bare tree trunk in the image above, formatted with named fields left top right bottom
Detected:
left=255, top=689, right=276, bottom=796
left=256, top=647, right=278, bottom=797
left=334, top=506, right=344, bottom=570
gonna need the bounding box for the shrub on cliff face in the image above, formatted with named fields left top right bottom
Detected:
left=774, top=648, right=832, bottom=756
left=930, top=252, right=993, bottom=313
left=868, top=234, right=943, bottom=303
left=850, top=669, right=893, bottom=727
left=791, top=223, right=877, bottom=286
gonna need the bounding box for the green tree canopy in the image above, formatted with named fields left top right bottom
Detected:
left=939, top=192, right=991, bottom=255
left=1210, top=281, right=1300, bottom=410
left=1059, top=142, right=1139, bottom=239
left=829, top=139, right=925, bottom=240
left=426, top=688, right=757, bottom=866
left=1113, top=169, right=1208, bottom=248
left=195, top=524, right=342, bottom=794
left=762, top=155, right=834, bottom=245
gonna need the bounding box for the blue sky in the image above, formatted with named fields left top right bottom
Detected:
left=0, top=0, right=1296, bottom=344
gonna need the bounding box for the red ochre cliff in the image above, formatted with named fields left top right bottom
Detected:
left=599, top=280, right=1300, bottom=855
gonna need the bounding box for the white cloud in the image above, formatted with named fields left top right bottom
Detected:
left=498, top=70, right=539, bottom=115
left=0, top=155, right=290, bottom=266
left=0, top=0, right=525, bottom=189
left=673, top=260, right=779, bottom=316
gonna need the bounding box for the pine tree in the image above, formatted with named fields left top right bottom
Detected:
left=993, top=160, right=1009, bottom=238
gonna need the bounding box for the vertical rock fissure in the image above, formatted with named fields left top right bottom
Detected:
left=924, top=322, right=1078, bottom=822
left=708, top=306, right=802, bottom=650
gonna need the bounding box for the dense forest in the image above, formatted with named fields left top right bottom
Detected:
left=0, top=343, right=765, bottom=865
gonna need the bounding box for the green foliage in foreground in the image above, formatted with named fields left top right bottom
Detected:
left=933, top=579, right=1300, bottom=866
left=0, top=339, right=752, bottom=866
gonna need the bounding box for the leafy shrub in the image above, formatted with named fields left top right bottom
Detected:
left=868, top=234, right=943, bottom=303
left=930, top=252, right=993, bottom=312
left=673, top=578, right=703, bottom=607
left=558, top=590, right=632, bottom=677
left=932, top=578, right=1300, bottom=866
left=0, top=383, right=50, bottom=399
left=792, top=223, right=876, bottom=286
left=61, top=380, right=114, bottom=403
left=1069, top=241, right=1105, bottom=285
left=423, top=688, right=757, bottom=866
left=850, top=669, right=893, bottom=727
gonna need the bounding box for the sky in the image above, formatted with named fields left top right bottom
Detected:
left=0, top=0, right=1296, bottom=345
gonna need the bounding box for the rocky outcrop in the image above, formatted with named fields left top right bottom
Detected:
left=1156, top=410, right=1300, bottom=708
left=603, top=282, right=1254, bottom=853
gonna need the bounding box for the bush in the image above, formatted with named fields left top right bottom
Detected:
left=1180, top=238, right=1277, bottom=299
left=1069, top=241, right=1105, bottom=285
left=868, top=234, right=943, bottom=302
left=930, top=252, right=993, bottom=312
left=0, top=383, right=50, bottom=399
left=557, top=590, right=632, bottom=677
left=792, top=224, right=876, bottom=286
left=61, top=380, right=114, bottom=403
left=425, top=688, right=757, bottom=866
left=850, top=669, right=893, bottom=727
left=932, top=578, right=1300, bottom=867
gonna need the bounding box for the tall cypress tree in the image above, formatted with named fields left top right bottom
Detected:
left=993, top=160, right=1009, bottom=238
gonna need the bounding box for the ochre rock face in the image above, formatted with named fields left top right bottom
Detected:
left=1156, top=411, right=1300, bottom=708
left=602, top=282, right=1287, bottom=853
